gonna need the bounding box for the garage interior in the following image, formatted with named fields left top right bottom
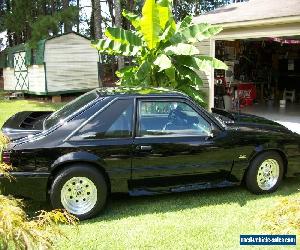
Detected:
left=214, top=37, right=300, bottom=133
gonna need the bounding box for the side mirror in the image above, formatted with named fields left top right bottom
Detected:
left=208, top=123, right=220, bottom=138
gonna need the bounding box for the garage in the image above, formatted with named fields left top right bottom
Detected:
left=193, top=0, right=300, bottom=133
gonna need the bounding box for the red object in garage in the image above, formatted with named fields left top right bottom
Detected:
left=237, top=82, right=257, bottom=106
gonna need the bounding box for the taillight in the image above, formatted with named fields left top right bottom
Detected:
left=1, top=150, right=11, bottom=164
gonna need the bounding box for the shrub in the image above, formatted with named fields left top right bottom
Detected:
left=0, top=133, right=79, bottom=249
left=0, top=196, right=78, bottom=249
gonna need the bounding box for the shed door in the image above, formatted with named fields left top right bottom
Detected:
left=13, top=51, right=29, bottom=91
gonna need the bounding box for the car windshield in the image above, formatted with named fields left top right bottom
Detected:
left=43, top=90, right=100, bottom=130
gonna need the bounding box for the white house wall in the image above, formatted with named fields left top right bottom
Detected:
left=27, top=65, right=46, bottom=94
left=215, top=22, right=300, bottom=40
left=196, top=39, right=215, bottom=110
left=44, top=33, right=100, bottom=93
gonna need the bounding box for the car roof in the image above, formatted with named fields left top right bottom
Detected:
left=95, top=87, right=187, bottom=98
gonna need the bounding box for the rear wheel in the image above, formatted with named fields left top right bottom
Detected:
left=50, top=164, right=107, bottom=220
left=245, top=151, right=284, bottom=194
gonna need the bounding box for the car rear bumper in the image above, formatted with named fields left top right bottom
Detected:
left=0, top=172, right=50, bottom=201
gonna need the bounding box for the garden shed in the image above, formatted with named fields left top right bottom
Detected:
left=0, top=32, right=100, bottom=95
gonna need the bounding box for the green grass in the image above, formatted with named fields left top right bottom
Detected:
left=0, top=97, right=299, bottom=250
left=55, top=180, right=300, bottom=250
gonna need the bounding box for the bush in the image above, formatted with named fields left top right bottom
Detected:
left=0, top=196, right=78, bottom=249
left=0, top=133, right=79, bottom=249
left=261, top=193, right=300, bottom=235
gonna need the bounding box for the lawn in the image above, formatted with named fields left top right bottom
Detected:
left=0, top=97, right=299, bottom=250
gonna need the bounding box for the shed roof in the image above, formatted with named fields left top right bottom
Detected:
left=193, top=0, right=300, bottom=25
left=0, top=32, right=91, bottom=68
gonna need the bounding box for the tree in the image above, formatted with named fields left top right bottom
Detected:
left=1, top=0, right=79, bottom=47
left=93, top=0, right=227, bottom=105
left=28, top=5, right=79, bottom=47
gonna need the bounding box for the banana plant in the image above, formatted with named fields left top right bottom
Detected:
left=93, top=0, right=227, bottom=104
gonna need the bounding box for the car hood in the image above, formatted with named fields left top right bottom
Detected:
left=1, top=111, right=53, bottom=141
left=211, top=108, right=293, bottom=134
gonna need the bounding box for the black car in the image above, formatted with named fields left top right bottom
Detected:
left=1, top=87, right=300, bottom=220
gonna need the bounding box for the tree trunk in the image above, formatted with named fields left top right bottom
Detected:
left=93, top=0, right=102, bottom=39
left=90, top=0, right=95, bottom=39
left=115, top=0, right=124, bottom=70
left=63, top=0, right=72, bottom=33
left=5, top=0, right=13, bottom=47
left=77, top=0, right=80, bottom=33
left=106, top=0, right=115, bottom=25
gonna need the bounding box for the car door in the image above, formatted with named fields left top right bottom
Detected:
left=131, top=97, right=234, bottom=190
left=68, top=97, right=134, bottom=192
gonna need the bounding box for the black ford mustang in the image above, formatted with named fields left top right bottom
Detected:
left=1, top=87, right=300, bottom=220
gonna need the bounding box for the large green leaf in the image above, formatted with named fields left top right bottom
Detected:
left=170, top=23, right=222, bottom=44
left=158, top=5, right=170, bottom=30
left=175, top=64, right=203, bottom=87
left=105, top=27, right=143, bottom=46
left=116, top=65, right=138, bottom=78
left=175, top=55, right=227, bottom=73
left=160, top=19, right=176, bottom=41
left=164, top=43, right=199, bottom=55
left=93, top=39, right=141, bottom=56
left=153, top=54, right=172, bottom=71
left=164, top=66, right=176, bottom=85
left=140, top=0, right=161, bottom=49
left=197, top=56, right=228, bottom=70
left=157, top=0, right=173, bottom=30
left=178, top=16, right=192, bottom=30
left=177, top=84, right=205, bottom=104
left=137, top=61, right=152, bottom=82
left=122, top=10, right=141, bottom=30
left=116, top=66, right=140, bottom=86
left=157, top=0, right=172, bottom=7
left=194, top=25, right=222, bottom=42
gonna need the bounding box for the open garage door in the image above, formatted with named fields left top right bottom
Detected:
left=214, top=37, right=300, bottom=134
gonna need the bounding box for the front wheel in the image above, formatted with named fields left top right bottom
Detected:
left=50, top=164, right=108, bottom=220
left=245, top=151, right=284, bottom=194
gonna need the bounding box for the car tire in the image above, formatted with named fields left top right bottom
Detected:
left=245, top=151, right=284, bottom=194
left=50, top=164, right=108, bottom=220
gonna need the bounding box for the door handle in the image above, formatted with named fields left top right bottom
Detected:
left=137, top=145, right=152, bottom=151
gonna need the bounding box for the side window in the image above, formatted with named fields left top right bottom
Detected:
left=138, top=101, right=211, bottom=137
left=72, top=99, right=133, bottom=140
